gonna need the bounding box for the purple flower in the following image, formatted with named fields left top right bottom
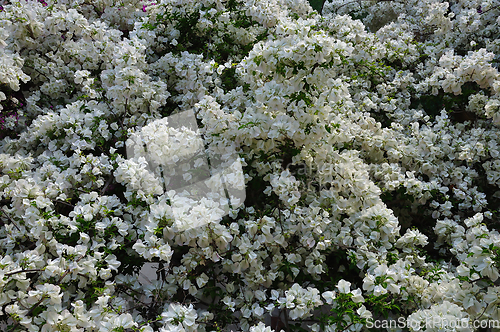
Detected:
left=142, top=4, right=147, bottom=12
left=477, top=6, right=483, bottom=13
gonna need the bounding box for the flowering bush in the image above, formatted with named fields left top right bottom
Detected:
left=0, top=0, right=500, bottom=331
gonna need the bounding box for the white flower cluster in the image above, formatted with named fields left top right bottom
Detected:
left=0, top=49, right=30, bottom=94
left=276, top=283, right=323, bottom=319
left=0, top=24, right=30, bottom=111
left=268, top=170, right=302, bottom=207
left=407, top=301, right=471, bottom=332
left=1, top=0, right=500, bottom=331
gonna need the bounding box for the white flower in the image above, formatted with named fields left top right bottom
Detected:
left=74, top=70, right=90, bottom=84
left=322, top=290, right=336, bottom=304
left=196, top=273, right=209, bottom=288
left=99, top=268, right=112, bottom=280
left=351, top=288, right=365, bottom=303
left=250, top=322, right=274, bottom=332
left=407, top=301, right=471, bottom=332
left=337, top=280, right=351, bottom=294
left=222, top=296, right=236, bottom=312
left=357, top=305, right=372, bottom=319
left=161, top=303, right=197, bottom=330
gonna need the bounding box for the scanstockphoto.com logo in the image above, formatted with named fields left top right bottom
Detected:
left=126, top=109, right=246, bottom=231
left=367, top=317, right=500, bottom=331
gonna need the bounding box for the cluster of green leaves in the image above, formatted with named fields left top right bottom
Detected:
left=142, top=0, right=268, bottom=64
left=318, top=291, right=369, bottom=331
left=410, top=83, right=486, bottom=124
left=307, top=0, right=326, bottom=14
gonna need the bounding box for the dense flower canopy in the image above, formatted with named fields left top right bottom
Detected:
left=0, top=0, right=500, bottom=331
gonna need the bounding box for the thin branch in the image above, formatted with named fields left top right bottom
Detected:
left=118, top=287, right=149, bottom=307
left=22, top=65, right=50, bottom=81
left=283, top=308, right=291, bottom=332
left=55, top=199, right=74, bottom=208
left=100, top=175, right=114, bottom=195
left=480, top=4, right=500, bottom=14
left=5, top=269, right=43, bottom=277
left=334, top=0, right=399, bottom=14
left=0, top=208, right=21, bottom=231
left=340, top=321, right=356, bottom=332
left=8, top=295, right=48, bottom=332
left=56, top=255, right=85, bottom=284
